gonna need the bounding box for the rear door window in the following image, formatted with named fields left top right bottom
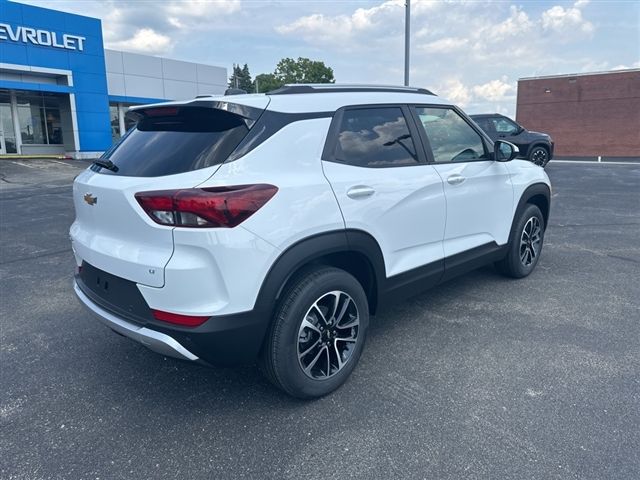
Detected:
left=329, top=107, right=420, bottom=167
left=97, top=107, right=250, bottom=177
left=473, top=117, right=493, bottom=134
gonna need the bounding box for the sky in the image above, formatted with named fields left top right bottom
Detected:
left=20, top=0, right=640, bottom=116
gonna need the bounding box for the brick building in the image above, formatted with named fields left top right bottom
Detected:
left=516, top=69, right=640, bottom=158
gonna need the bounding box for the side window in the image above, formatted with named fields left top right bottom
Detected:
left=415, top=107, right=489, bottom=163
left=473, top=117, right=492, bottom=133
left=491, top=117, right=519, bottom=135
left=333, top=107, right=419, bottom=167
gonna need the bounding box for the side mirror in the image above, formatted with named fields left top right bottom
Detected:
left=494, top=140, right=519, bottom=162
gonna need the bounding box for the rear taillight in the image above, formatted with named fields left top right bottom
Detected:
left=152, top=309, right=209, bottom=327
left=135, top=184, right=278, bottom=228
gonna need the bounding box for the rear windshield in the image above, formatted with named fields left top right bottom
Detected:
left=96, top=107, right=250, bottom=177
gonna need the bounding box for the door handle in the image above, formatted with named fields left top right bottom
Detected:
left=347, top=185, right=375, bottom=199
left=447, top=174, right=466, bottom=186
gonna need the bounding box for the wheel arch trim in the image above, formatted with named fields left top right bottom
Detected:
left=515, top=183, right=551, bottom=227
left=526, top=141, right=552, bottom=158
left=252, top=229, right=387, bottom=317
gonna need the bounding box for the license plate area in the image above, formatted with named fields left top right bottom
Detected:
left=77, top=261, right=153, bottom=325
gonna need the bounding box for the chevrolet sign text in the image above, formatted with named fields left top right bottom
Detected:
left=0, top=24, right=86, bottom=51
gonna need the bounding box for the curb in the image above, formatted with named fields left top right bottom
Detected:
left=0, top=154, right=72, bottom=161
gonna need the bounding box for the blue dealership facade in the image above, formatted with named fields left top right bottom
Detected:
left=0, top=0, right=227, bottom=156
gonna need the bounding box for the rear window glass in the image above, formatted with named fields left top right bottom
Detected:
left=97, top=107, right=249, bottom=177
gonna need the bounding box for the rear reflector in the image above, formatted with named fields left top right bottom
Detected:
left=135, top=184, right=278, bottom=228
left=152, top=309, right=210, bottom=327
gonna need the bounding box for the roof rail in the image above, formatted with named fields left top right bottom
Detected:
left=267, top=84, right=435, bottom=96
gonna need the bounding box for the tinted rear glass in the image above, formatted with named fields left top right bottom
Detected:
left=333, top=107, right=419, bottom=167
left=96, top=107, right=249, bottom=177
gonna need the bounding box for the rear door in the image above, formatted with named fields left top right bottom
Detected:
left=321, top=105, right=446, bottom=279
left=71, top=100, right=268, bottom=287
left=410, top=106, right=513, bottom=258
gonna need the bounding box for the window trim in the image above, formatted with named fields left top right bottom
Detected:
left=409, top=104, right=495, bottom=164
left=321, top=103, right=428, bottom=168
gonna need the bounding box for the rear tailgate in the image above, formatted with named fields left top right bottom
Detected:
left=71, top=168, right=215, bottom=287
left=70, top=96, right=270, bottom=288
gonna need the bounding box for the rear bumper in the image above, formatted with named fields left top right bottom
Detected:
left=74, top=282, right=199, bottom=361
left=74, top=279, right=269, bottom=365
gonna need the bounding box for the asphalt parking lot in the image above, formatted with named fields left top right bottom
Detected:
left=1, top=158, right=639, bottom=479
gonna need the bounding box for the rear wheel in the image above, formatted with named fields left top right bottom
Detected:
left=495, top=204, right=545, bottom=278
left=260, top=266, right=369, bottom=399
left=529, top=146, right=549, bottom=167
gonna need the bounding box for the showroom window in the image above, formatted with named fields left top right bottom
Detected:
left=109, top=105, right=120, bottom=143
left=110, top=103, right=140, bottom=144
left=0, top=91, right=17, bottom=154
left=17, top=94, right=63, bottom=145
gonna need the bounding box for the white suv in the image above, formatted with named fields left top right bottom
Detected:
left=72, top=84, right=550, bottom=398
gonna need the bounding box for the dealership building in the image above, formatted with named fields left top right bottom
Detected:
left=0, top=0, right=227, bottom=157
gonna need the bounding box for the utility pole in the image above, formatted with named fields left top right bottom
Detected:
left=404, top=0, right=410, bottom=86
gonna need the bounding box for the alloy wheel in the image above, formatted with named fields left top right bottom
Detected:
left=297, top=290, right=360, bottom=380
left=520, top=216, right=542, bottom=267
left=531, top=148, right=548, bottom=166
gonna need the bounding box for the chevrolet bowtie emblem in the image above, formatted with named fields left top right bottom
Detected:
left=83, top=193, right=97, bottom=206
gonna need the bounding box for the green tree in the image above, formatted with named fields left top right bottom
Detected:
left=274, top=57, right=335, bottom=85
left=228, top=63, right=253, bottom=92
left=254, top=73, right=283, bottom=93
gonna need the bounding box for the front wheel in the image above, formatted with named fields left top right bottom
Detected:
left=529, top=146, right=550, bottom=167
left=495, top=204, right=545, bottom=278
left=260, top=266, right=369, bottom=399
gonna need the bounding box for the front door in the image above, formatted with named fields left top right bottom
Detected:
left=322, top=105, right=446, bottom=280
left=411, top=106, right=514, bottom=258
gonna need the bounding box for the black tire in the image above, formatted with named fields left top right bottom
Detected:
left=529, top=145, right=550, bottom=167
left=260, top=266, right=369, bottom=399
left=495, top=204, right=545, bottom=278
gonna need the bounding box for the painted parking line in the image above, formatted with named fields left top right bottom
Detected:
left=49, top=159, right=79, bottom=167
left=550, top=160, right=640, bottom=165
left=10, top=161, right=37, bottom=169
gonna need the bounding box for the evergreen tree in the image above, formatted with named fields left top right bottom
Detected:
left=228, top=63, right=253, bottom=92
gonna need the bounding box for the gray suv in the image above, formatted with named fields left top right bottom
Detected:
left=471, top=114, right=554, bottom=167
